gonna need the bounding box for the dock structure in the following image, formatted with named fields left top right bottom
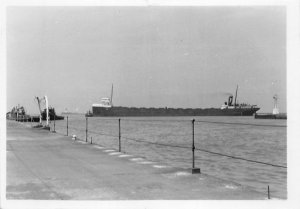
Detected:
left=254, top=113, right=287, bottom=119
left=6, top=121, right=265, bottom=200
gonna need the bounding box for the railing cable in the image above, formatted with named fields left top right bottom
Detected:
left=195, top=120, right=286, bottom=128
left=122, top=135, right=287, bottom=169
left=194, top=147, right=287, bottom=168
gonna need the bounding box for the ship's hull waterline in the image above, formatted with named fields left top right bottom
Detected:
left=90, top=106, right=260, bottom=117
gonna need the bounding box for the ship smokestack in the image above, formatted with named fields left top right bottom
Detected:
left=228, top=96, right=233, bottom=106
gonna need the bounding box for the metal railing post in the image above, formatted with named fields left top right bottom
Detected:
left=86, top=117, right=88, bottom=142
left=66, top=116, right=69, bottom=136
left=191, top=119, right=200, bottom=174
left=53, top=115, right=56, bottom=132
left=119, top=118, right=121, bottom=152
left=192, top=119, right=195, bottom=168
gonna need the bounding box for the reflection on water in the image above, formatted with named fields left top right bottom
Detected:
left=52, top=115, right=287, bottom=199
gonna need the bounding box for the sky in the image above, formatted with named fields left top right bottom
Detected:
left=6, top=6, right=286, bottom=114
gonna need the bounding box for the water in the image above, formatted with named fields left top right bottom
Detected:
left=51, top=115, right=287, bottom=199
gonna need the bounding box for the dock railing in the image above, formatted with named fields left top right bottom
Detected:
left=45, top=115, right=287, bottom=199
left=48, top=116, right=287, bottom=168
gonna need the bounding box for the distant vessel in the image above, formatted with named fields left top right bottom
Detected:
left=87, top=85, right=260, bottom=117
left=62, top=108, right=82, bottom=115
left=62, top=108, right=71, bottom=114
left=6, top=105, right=31, bottom=121
left=6, top=104, right=64, bottom=122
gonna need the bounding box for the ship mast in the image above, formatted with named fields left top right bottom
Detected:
left=110, top=84, right=113, bottom=107
left=234, top=85, right=238, bottom=107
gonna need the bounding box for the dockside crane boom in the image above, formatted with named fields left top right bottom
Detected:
left=44, top=96, right=49, bottom=126
left=35, top=96, right=42, bottom=124
left=35, top=96, right=49, bottom=126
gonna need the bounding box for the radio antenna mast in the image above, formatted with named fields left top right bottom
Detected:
left=234, top=85, right=238, bottom=107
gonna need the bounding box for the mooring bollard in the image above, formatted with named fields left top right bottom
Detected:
left=66, top=116, right=69, bottom=136
left=191, top=119, right=200, bottom=174
left=268, top=185, right=270, bottom=199
left=86, top=117, right=88, bottom=142
left=119, top=118, right=121, bottom=152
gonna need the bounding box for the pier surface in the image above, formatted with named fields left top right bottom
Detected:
left=6, top=121, right=264, bottom=200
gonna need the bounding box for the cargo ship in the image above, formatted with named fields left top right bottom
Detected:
left=87, top=85, right=260, bottom=117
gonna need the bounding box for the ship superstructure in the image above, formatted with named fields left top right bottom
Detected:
left=220, top=85, right=258, bottom=110
left=92, top=84, right=113, bottom=108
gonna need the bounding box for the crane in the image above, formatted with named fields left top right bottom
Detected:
left=35, top=96, right=49, bottom=126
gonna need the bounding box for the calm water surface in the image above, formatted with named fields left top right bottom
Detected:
left=51, top=115, right=287, bottom=198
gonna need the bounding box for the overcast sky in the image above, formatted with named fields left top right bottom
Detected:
left=6, top=6, right=286, bottom=114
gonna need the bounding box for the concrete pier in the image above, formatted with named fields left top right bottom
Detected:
left=6, top=121, right=265, bottom=200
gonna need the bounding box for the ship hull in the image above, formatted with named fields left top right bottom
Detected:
left=90, top=106, right=260, bottom=117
